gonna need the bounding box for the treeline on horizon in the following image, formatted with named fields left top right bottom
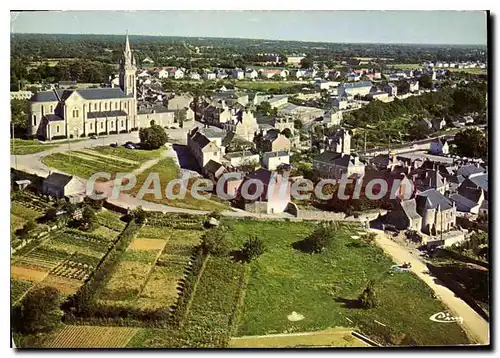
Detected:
left=11, top=32, right=487, bottom=65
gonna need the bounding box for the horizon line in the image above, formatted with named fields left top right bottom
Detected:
left=10, top=32, right=487, bottom=47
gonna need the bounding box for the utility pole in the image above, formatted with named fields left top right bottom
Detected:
left=364, top=130, right=367, bottom=153
left=12, top=122, right=18, bottom=170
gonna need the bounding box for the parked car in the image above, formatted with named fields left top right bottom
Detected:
left=110, top=142, right=118, bottom=148
left=125, top=143, right=135, bottom=149
left=90, top=135, right=98, bottom=139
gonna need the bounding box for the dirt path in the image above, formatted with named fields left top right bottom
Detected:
left=372, top=229, right=489, bottom=345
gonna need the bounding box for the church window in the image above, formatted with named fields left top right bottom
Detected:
left=76, top=110, right=79, bottom=117
left=105, top=103, right=108, bottom=110
left=50, top=105, right=53, bottom=113
left=101, top=122, right=103, bottom=129
left=72, top=110, right=75, bottom=117
left=33, top=115, right=36, bottom=126
left=111, top=121, right=114, bottom=128
left=95, top=103, right=98, bottom=111
left=124, top=102, right=127, bottom=108
left=115, top=102, right=118, bottom=109
left=121, top=120, right=124, bottom=127
left=90, top=123, right=93, bottom=131
left=56, top=125, right=60, bottom=133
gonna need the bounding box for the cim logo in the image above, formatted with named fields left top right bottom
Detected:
left=429, top=312, right=464, bottom=324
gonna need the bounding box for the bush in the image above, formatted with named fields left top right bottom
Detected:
left=133, top=206, right=147, bottom=224
left=358, top=281, right=378, bottom=309
left=201, top=228, right=230, bottom=256
left=241, top=237, right=266, bottom=262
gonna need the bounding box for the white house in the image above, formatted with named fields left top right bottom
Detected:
left=203, top=72, right=216, bottom=80
left=262, top=151, right=290, bottom=171
left=233, top=69, right=245, bottom=80
left=430, top=138, right=449, bottom=155
left=189, top=72, right=201, bottom=80
left=168, top=68, right=184, bottom=79
left=245, top=69, right=258, bottom=79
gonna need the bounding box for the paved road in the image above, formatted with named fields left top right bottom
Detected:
left=372, top=229, right=489, bottom=345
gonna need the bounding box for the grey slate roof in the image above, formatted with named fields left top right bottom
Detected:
left=449, top=193, right=478, bottom=211
left=203, top=160, right=224, bottom=174
left=341, top=81, right=373, bottom=89
left=44, top=173, right=73, bottom=187
left=401, top=199, right=422, bottom=220
left=225, top=150, right=256, bottom=159
left=416, top=189, right=453, bottom=211
left=467, top=173, right=488, bottom=191
left=456, top=164, right=485, bottom=178
left=45, top=114, right=64, bottom=122
left=191, top=132, right=211, bottom=148
left=87, top=110, right=128, bottom=118
left=31, top=88, right=131, bottom=102
left=263, top=150, right=290, bottom=158
left=246, top=168, right=273, bottom=186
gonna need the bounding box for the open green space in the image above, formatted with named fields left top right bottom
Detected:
left=129, top=158, right=228, bottom=211
left=235, top=81, right=302, bottom=92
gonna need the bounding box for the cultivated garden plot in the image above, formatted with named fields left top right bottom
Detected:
left=44, top=325, right=140, bottom=348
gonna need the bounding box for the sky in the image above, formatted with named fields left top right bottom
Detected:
left=10, top=10, right=488, bottom=45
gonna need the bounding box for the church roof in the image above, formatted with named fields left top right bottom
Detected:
left=31, top=88, right=131, bottom=103
left=87, top=110, right=128, bottom=118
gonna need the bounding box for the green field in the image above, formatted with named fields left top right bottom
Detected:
left=128, top=220, right=469, bottom=347
left=11, top=139, right=59, bottom=155
left=390, top=63, right=421, bottom=70
left=41, top=147, right=164, bottom=180
left=447, top=68, right=487, bottom=75
left=235, top=81, right=302, bottom=92
left=129, top=158, right=228, bottom=211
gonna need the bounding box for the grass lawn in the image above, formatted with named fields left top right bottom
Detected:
left=11, top=139, right=58, bottom=155
left=129, top=158, right=229, bottom=211
left=224, top=220, right=469, bottom=346
left=447, top=68, right=487, bottom=75
left=235, top=81, right=302, bottom=92
left=390, top=63, right=421, bottom=70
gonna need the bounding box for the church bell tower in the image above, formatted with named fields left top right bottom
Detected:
left=119, top=33, right=137, bottom=98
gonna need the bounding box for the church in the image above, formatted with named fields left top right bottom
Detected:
left=28, top=35, right=175, bottom=140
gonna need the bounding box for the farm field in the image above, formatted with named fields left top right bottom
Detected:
left=97, top=225, right=200, bottom=311
left=43, top=325, right=140, bottom=348
left=128, top=158, right=228, bottom=211
left=224, top=220, right=469, bottom=346
left=41, top=147, right=165, bottom=180
left=11, top=279, right=33, bottom=302
left=389, top=63, right=421, bottom=69
left=11, top=210, right=124, bottom=296
left=447, top=68, right=487, bottom=75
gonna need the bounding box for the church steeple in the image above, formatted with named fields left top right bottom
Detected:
left=119, top=32, right=137, bottom=98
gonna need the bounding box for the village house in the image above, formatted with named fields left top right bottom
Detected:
left=415, top=189, right=456, bottom=234
left=232, top=69, right=245, bottom=80
left=383, top=83, right=398, bottom=97
left=245, top=69, right=258, bottom=79
left=262, top=150, right=290, bottom=171
left=429, top=138, right=449, bottom=155
left=385, top=199, right=423, bottom=232
left=409, top=80, right=420, bottom=93
left=213, top=90, right=249, bottom=107
left=187, top=127, right=224, bottom=168
left=224, top=151, right=260, bottom=168
left=432, top=118, right=447, bottom=131
left=203, top=72, right=216, bottom=80
left=414, top=169, right=448, bottom=194
left=255, top=130, right=291, bottom=153
left=142, top=57, right=154, bottom=65
left=337, top=81, right=373, bottom=97
left=189, top=72, right=201, bottom=80
left=259, top=68, right=288, bottom=79
left=313, top=152, right=366, bottom=180
left=222, top=109, right=259, bottom=142
left=203, top=160, right=226, bottom=182
left=42, top=173, right=85, bottom=200
left=167, top=68, right=184, bottom=79
left=237, top=168, right=291, bottom=214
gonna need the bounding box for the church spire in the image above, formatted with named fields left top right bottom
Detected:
left=125, top=31, right=131, bottom=54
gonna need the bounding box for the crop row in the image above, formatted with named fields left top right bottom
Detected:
left=51, top=261, right=93, bottom=281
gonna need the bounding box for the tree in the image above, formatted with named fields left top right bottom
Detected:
left=18, top=286, right=63, bottom=333
left=201, top=228, right=230, bottom=256
left=10, top=99, right=30, bottom=138
left=453, top=128, right=487, bottom=159
left=293, top=119, right=303, bottom=130
left=281, top=128, right=293, bottom=139
left=300, top=56, right=314, bottom=69
left=133, top=206, right=147, bottom=224
left=241, top=237, right=266, bottom=262
left=139, top=124, right=169, bottom=149
left=238, top=158, right=259, bottom=173
left=419, top=74, right=433, bottom=89
left=407, top=121, right=433, bottom=140
left=358, top=280, right=378, bottom=309
left=175, top=108, right=187, bottom=128
left=256, top=101, right=275, bottom=116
